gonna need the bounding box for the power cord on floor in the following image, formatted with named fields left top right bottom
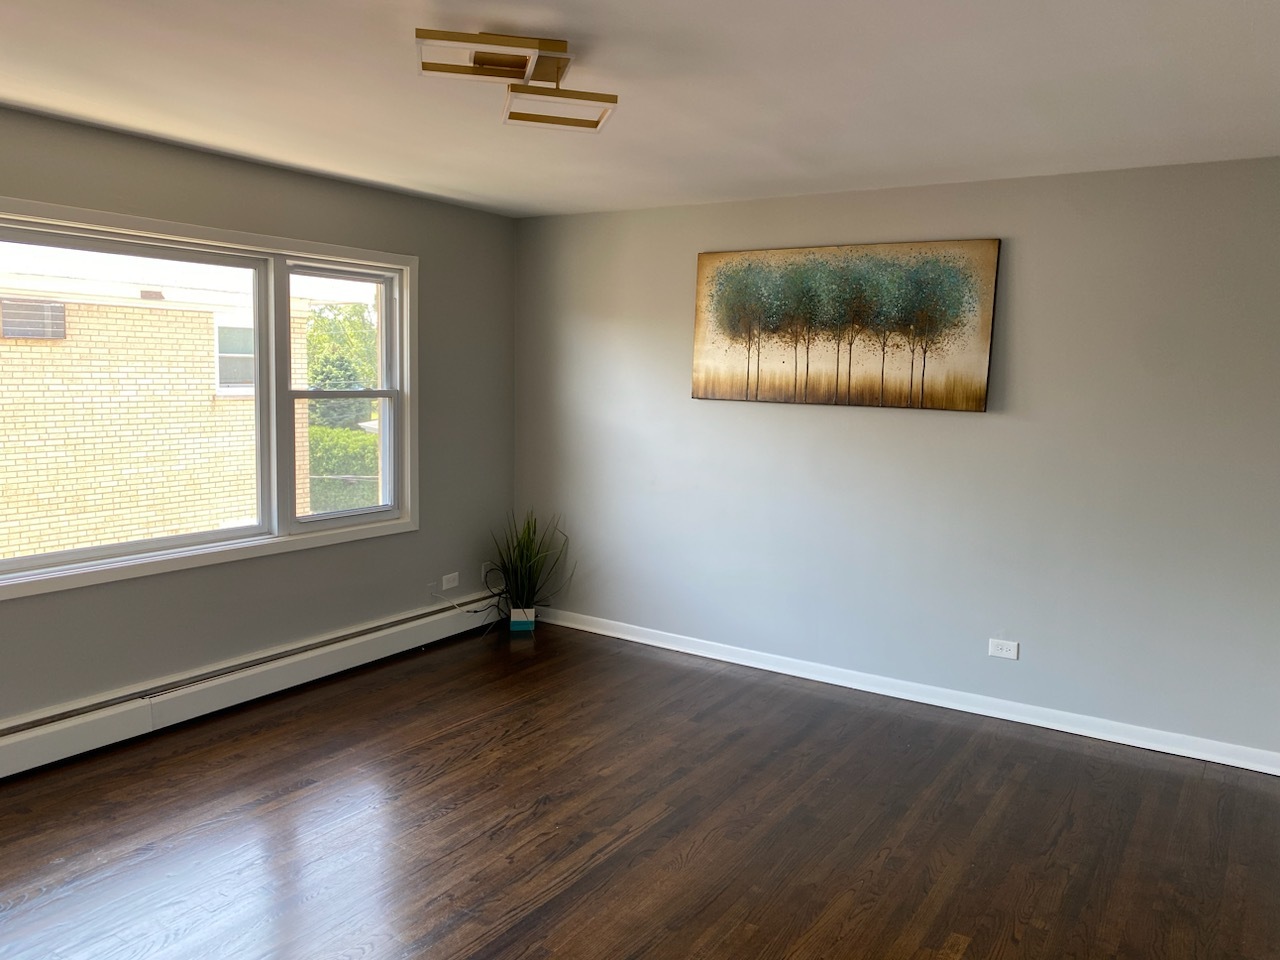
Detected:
left=430, top=592, right=505, bottom=637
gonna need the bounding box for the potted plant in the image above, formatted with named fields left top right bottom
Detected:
left=484, top=510, right=571, bottom=631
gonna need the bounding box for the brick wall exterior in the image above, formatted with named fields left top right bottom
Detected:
left=0, top=301, right=259, bottom=560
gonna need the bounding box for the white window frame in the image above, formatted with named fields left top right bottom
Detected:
left=283, top=263, right=403, bottom=529
left=0, top=197, right=418, bottom=601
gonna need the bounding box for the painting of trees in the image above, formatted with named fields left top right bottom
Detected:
left=693, top=238, right=999, bottom=412
left=777, top=259, right=825, bottom=401
left=901, top=257, right=976, bottom=407
left=710, top=260, right=775, bottom=400
left=822, top=255, right=889, bottom=406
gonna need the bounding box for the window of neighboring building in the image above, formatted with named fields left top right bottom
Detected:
left=216, top=319, right=255, bottom=391
left=0, top=200, right=417, bottom=599
left=1, top=298, right=66, bottom=338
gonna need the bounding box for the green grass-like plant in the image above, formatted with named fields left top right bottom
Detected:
left=484, top=510, right=572, bottom=616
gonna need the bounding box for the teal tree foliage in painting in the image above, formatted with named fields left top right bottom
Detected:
left=708, top=250, right=979, bottom=408
left=711, top=259, right=775, bottom=400
left=775, top=258, right=825, bottom=401
left=900, top=257, right=976, bottom=407
left=845, top=257, right=903, bottom=407
left=772, top=263, right=804, bottom=401
left=755, top=266, right=785, bottom=400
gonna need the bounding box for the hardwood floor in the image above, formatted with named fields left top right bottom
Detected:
left=1, top=624, right=1276, bottom=959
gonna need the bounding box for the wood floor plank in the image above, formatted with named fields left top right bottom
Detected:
left=1, top=624, right=1277, bottom=959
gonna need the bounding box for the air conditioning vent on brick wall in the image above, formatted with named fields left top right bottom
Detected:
left=1, top=299, right=66, bottom=339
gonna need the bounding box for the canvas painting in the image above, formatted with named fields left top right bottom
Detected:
left=692, top=238, right=1000, bottom=411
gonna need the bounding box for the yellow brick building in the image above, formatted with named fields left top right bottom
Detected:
left=0, top=293, right=263, bottom=560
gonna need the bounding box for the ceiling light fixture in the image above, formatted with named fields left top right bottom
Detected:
left=415, top=28, right=617, bottom=132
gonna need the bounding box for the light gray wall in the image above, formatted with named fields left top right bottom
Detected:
left=0, top=107, right=515, bottom=719
left=515, top=158, right=1280, bottom=753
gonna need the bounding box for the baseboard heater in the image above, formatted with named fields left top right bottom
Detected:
left=0, top=593, right=493, bottom=779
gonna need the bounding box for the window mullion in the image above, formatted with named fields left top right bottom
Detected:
left=253, top=258, right=275, bottom=536
left=270, top=255, right=297, bottom=535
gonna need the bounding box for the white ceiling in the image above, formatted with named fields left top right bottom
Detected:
left=1, top=1, right=1277, bottom=217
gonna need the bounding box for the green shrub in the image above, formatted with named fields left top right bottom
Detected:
left=308, top=425, right=378, bottom=513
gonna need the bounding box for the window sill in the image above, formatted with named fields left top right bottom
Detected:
left=0, top=514, right=417, bottom=602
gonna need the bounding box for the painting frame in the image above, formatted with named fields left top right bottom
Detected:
left=692, top=238, right=1000, bottom=412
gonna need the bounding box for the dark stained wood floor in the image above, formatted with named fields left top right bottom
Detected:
left=1, top=624, right=1277, bottom=960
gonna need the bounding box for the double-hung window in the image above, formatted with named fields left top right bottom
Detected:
left=0, top=200, right=417, bottom=598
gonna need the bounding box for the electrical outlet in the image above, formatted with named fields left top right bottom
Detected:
left=988, top=638, right=1019, bottom=660
left=442, top=571, right=459, bottom=590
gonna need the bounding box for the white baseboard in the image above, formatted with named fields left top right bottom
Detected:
left=0, top=702, right=155, bottom=781
left=0, top=595, right=492, bottom=780
left=540, top=609, right=1280, bottom=778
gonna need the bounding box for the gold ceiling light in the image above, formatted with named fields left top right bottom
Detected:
left=415, top=28, right=618, bottom=133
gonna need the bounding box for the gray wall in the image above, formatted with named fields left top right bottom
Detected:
left=515, top=158, right=1280, bottom=753
left=3, top=105, right=1276, bottom=756
left=0, top=107, right=516, bottom=719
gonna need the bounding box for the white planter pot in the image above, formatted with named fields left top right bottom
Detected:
left=510, top=607, right=536, bottom=632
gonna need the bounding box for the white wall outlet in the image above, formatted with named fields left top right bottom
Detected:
left=988, top=638, right=1019, bottom=660
left=441, top=572, right=459, bottom=590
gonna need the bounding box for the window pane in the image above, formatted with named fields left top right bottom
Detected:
left=296, top=398, right=388, bottom=517
left=217, top=326, right=254, bottom=354
left=290, top=273, right=383, bottom=390
left=0, top=239, right=259, bottom=562
left=218, top=355, right=255, bottom=386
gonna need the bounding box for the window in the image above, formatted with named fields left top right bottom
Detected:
left=216, top=318, right=255, bottom=391
left=2, top=298, right=66, bottom=339
left=0, top=200, right=417, bottom=598
left=290, top=271, right=396, bottom=518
